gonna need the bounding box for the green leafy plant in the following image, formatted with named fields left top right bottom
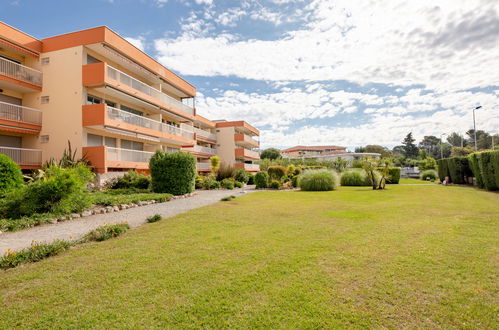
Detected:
left=0, top=154, right=23, bottom=194
left=267, top=166, right=286, bottom=181
left=221, top=178, right=235, bottom=190
left=254, top=171, right=269, bottom=189
left=201, top=176, right=221, bottom=190
left=234, top=169, right=249, bottom=183
left=298, top=169, right=338, bottom=191
left=220, top=195, right=236, bottom=201
left=90, top=191, right=171, bottom=206
left=110, top=171, right=151, bottom=190
left=234, top=181, right=243, bottom=188
left=84, top=223, right=129, bottom=242
left=420, top=170, right=438, bottom=181
left=1, top=240, right=74, bottom=270
left=147, top=214, right=162, bottom=223
left=269, top=179, right=281, bottom=189
left=210, top=156, right=220, bottom=176
left=247, top=173, right=255, bottom=185
left=149, top=151, right=196, bottom=195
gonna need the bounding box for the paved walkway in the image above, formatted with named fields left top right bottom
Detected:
left=0, top=188, right=256, bottom=254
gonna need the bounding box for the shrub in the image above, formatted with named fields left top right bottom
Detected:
left=216, top=163, right=236, bottom=181
left=1, top=240, right=73, bottom=270
left=84, top=223, right=129, bottom=242
left=90, top=191, right=171, bottom=207
left=468, top=150, right=499, bottom=191
left=340, top=170, right=365, bottom=186
left=298, top=169, right=338, bottom=191
left=255, top=171, right=269, bottom=189
left=247, top=173, right=255, bottom=185
left=352, top=160, right=362, bottom=168
left=147, top=214, right=162, bottom=223
left=234, top=181, right=243, bottom=188
left=234, top=169, right=249, bottom=183
left=110, top=171, right=151, bottom=190
left=438, top=157, right=472, bottom=184
left=0, top=154, right=23, bottom=193
left=195, top=175, right=204, bottom=189
left=202, top=177, right=221, bottom=190
left=267, top=166, right=286, bottom=181
left=269, top=179, right=281, bottom=189
left=221, top=178, right=235, bottom=190
left=221, top=195, right=236, bottom=201
left=0, top=164, right=93, bottom=219
left=286, top=164, right=296, bottom=176
left=385, top=167, right=401, bottom=184
left=150, top=151, right=196, bottom=195
left=291, top=175, right=299, bottom=187
left=420, top=169, right=438, bottom=181
left=209, top=156, right=220, bottom=175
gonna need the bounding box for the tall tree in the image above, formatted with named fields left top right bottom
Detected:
left=402, top=132, right=419, bottom=159
left=447, top=132, right=466, bottom=147
left=364, top=145, right=392, bottom=158
left=260, top=148, right=281, bottom=160
left=418, top=135, right=440, bottom=158
left=466, top=129, right=492, bottom=150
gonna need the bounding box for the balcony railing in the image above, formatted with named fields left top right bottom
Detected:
left=185, top=145, right=217, bottom=155
left=243, top=163, right=260, bottom=171
left=241, top=148, right=259, bottom=159
left=106, top=147, right=154, bottom=163
left=0, top=146, right=42, bottom=166
left=106, top=65, right=194, bottom=116
left=0, top=57, right=42, bottom=87
left=194, top=127, right=217, bottom=141
left=0, top=101, right=42, bottom=125
left=196, top=162, right=211, bottom=171
left=106, top=106, right=194, bottom=140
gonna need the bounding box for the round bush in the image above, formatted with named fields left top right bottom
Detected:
left=267, top=166, right=286, bottom=180
left=234, top=169, right=249, bottom=183
left=269, top=179, right=281, bottom=189
left=254, top=171, right=269, bottom=189
left=247, top=173, right=255, bottom=185
left=420, top=169, right=438, bottom=181
left=0, top=154, right=23, bottom=192
left=234, top=181, right=243, bottom=188
left=111, top=170, right=150, bottom=190
left=221, top=178, right=235, bottom=190
left=149, top=151, right=196, bottom=195
left=298, top=169, right=338, bottom=191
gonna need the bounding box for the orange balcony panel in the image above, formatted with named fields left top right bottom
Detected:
left=82, top=146, right=106, bottom=173
left=0, top=119, right=41, bottom=134
left=235, top=148, right=260, bottom=160
left=82, top=62, right=106, bottom=87
left=234, top=133, right=259, bottom=148
left=83, top=145, right=152, bottom=174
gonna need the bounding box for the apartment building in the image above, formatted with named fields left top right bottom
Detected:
left=215, top=120, right=260, bottom=172
left=281, top=145, right=347, bottom=158
left=0, top=22, right=260, bottom=177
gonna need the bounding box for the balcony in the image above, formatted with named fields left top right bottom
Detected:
left=184, top=145, right=217, bottom=158
left=235, top=148, right=260, bottom=160
left=194, top=127, right=217, bottom=142
left=0, top=101, right=42, bottom=134
left=0, top=57, right=42, bottom=92
left=234, top=133, right=259, bottom=148
left=196, top=162, right=211, bottom=172
left=0, top=146, right=42, bottom=169
left=82, top=62, right=194, bottom=119
left=82, top=104, right=195, bottom=146
left=83, top=145, right=154, bottom=173
left=235, top=163, right=260, bottom=172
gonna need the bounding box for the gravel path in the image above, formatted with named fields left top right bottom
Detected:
left=0, top=188, right=256, bottom=254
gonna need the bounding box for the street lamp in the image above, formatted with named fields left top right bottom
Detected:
left=440, top=133, right=447, bottom=159
left=473, top=106, right=482, bottom=151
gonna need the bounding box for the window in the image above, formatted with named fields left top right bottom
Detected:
left=105, top=100, right=116, bottom=108
left=121, top=139, right=143, bottom=151
left=120, top=105, right=143, bottom=116
left=87, top=55, right=101, bottom=64
left=87, top=94, right=102, bottom=105
left=104, top=136, right=116, bottom=148
left=0, top=54, right=20, bottom=64
left=41, top=57, right=50, bottom=65
left=41, top=96, right=49, bottom=104
left=87, top=133, right=103, bottom=146
left=167, top=147, right=179, bottom=153
left=0, top=135, right=21, bottom=148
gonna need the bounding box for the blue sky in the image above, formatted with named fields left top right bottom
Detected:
left=2, top=0, right=498, bottom=150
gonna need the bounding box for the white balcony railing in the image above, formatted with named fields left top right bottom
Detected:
left=185, top=145, right=217, bottom=155
left=0, top=57, right=42, bottom=87
left=106, top=65, right=194, bottom=116
left=244, top=163, right=260, bottom=171
left=0, top=146, right=42, bottom=166
left=194, top=127, right=217, bottom=141
left=242, top=148, right=260, bottom=159
left=0, top=101, right=42, bottom=125
left=196, top=162, right=211, bottom=171
left=106, top=106, right=194, bottom=140
left=106, top=147, right=154, bottom=163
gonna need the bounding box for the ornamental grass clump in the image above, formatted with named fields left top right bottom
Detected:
left=420, top=169, right=438, bottom=181
left=298, top=169, right=338, bottom=191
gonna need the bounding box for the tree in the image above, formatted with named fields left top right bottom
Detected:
left=402, top=132, right=419, bottom=159
left=363, top=145, right=392, bottom=158
left=466, top=129, right=492, bottom=150
left=260, top=148, right=281, bottom=160
left=418, top=135, right=440, bottom=158
left=447, top=132, right=465, bottom=147
left=392, top=145, right=405, bottom=156
left=436, top=142, right=451, bottom=159
left=450, top=146, right=474, bottom=157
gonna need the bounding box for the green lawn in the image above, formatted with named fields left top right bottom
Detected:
left=399, top=178, right=437, bottom=184
left=1, top=185, right=497, bottom=328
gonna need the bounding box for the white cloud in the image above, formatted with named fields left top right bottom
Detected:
left=125, top=36, right=145, bottom=51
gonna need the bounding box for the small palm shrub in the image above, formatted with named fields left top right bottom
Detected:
left=267, top=166, right=286, bottom=181
left=111, top=171, right=150, bottom=190
left=84, top=223, right=129, bottom=242
left=234, top=169, right=249, bottom=183
left=150, top=151, right=196, bottom=195
left=221, top=178, right=235, bottom=190
left=420, top=169, right=438, bottom=181
left=216, top=163, right=236, bottom=181
left=255, top=171, right=269, bottom=189
left=0, top=154, right=23, bottom=193
left=298, top=169, right=338, bottom=191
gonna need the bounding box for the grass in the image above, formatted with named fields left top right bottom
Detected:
left=399, top=178, right=437, bottom=184
left=0, top=185, right=497, bottom=328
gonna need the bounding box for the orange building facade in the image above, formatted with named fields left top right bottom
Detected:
left=0, top=22, right=260, bottom=176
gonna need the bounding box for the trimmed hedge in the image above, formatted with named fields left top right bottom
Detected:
left=150, top=151, right=196, bottom=195
left=437, top=157, right=472, bottom=184
left=0, top=154, right=23, bottom=193
left=468, top=150, right=499, bottom=191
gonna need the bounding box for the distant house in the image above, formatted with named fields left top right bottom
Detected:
left=281, top=145, right=380, bottom=166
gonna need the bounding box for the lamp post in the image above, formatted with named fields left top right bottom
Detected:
left=440, top=133, right=447, bottom=159
left=473, top=106, right=482, bottom=151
